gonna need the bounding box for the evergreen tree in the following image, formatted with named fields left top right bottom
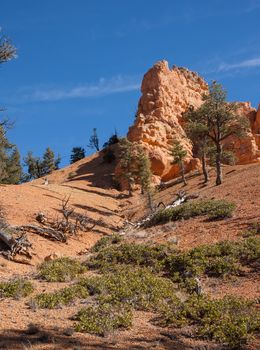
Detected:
left=5, top=147, right=22, bottom=184
left=42, top=147, right=60, bottom=174
left=118, top=138, right=135, bottom=196
left=136, top=146, right=152, bottom=194
left=185, top=82, right=249, bottom=185
left=24, top=148, right=60, bottom=180
left=103, top=131, right=119, bottom=148
left=70, top=147, right=85, bottom=164
left=88, top=128, right=100, bottom=151
left=184, top=107, right=210, bottom=183
left=171, top=141, right=187, bottom=185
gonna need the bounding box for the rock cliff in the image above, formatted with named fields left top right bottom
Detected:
left=127, top=60, right=260, bottom=182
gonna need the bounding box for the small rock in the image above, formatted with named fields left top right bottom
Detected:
left=26, top=323, right=40, bottom=335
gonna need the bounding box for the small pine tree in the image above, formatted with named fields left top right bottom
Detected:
left=42, top=147, right=60, bottom=174
left=103, top=131, right=119, bottom=149
left=171, top=141, right=187, bottom=185
left=136, top=146, right=152, bottom=194
left=70, top=147, right=85, bottom=164
left=88, top=128, right=100, bottom=152
left=118, top=138, right=135, bottom=196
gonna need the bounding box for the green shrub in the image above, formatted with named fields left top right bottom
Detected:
left=79, top=266, right=178, bottom=311
left=242, top=222, right=260, bottom=238
left=159, top=295, right=260, bottom=348
left=238, top=237, right=260, bottom=263
left=33, top=285, right=88, bottom=309
left=87, top=243, right=173, bottom=272
left=146, top=199, right=235, bottom=227
left=74, top=302, right=132, bottom=336
left=90, top=234, right=123, bottom=253
left=68, top=171, right=77, bottom=179
left=0, top=278, right=33, bottom=299
left=38, top=257, right=86, bottom=282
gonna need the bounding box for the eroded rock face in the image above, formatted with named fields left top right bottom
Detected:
left=128, top=60, right=208, bottom=181
left=127, top=60, right=260, bottom=182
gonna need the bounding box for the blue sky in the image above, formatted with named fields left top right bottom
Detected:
left=0, top=0, right=260, bottom=166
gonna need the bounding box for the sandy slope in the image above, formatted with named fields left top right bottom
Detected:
left=0, top=157, right=259, bottom=350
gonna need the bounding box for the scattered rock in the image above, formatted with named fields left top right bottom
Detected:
left=63, top=327, right=74, bottom=336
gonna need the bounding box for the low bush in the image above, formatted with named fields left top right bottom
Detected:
left=90, top=234, right=122, bottom=253
left=38, top=257, right=86, bottom=282
left=146, top=199, right=235, bottom=227
left=0, top=278, right=33, bottom=299
left=68, top=171, right=77, bottom=179
left=242, top=222, right=260, bottom=238
left=79, top=266, right=178, bottom=311
left=87, top=243, right=173, bottom=272
left=74, top=302, right=132, bottom=336
left=159, top=295, right=260, bottom=348
left=33, top=285, right=89, bottom=309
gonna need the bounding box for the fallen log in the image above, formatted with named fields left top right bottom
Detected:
left=0, top=230, right=32, bottom=261
left=16, top=225, right=67, bottom=243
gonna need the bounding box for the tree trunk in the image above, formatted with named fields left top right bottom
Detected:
left=215, top=143, right=222, bottom=186
left=0, top=230, right=14, bottom=248
left=147, top=192, right=154, bottom=212
left=180, top=161, right=187, bottom=186
left=201, top=152, right=209, bottom=183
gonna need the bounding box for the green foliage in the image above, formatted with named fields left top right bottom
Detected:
left=38, top=257, right=86, bottom=282
left=136, top=146, right=152, bottom=194
left=90, top=234, right=123, bottom=253
left=166, top=237, right=260, bottom=287
left=34, top=285, right=88, bottom=309
left=79, top=266, right=178, bottom=311
left=0, top=122, right=22, bottom=184
left=0, top=278, right=33, bottom=299
left=68, top=171, right=77, bottom=179
left=171, top=141, right=187, bottom=165
left=118, top=137, right=135, bottom=195
left=159, top=295, right=260, bottom=348
left=70, top=147, right=85, bottom=164
left=242, top=222, right=260, bottom=238
left=103, top=132, right=119, bottom=148
left=147, top=199, right=235, bottom=227
left=23, top=147, right=60, bottom=180
left=74, top=302, right=133, bottom=336
left=88, top=128, right=100, bottom=151
left=87, top=242, right=172, bottom=272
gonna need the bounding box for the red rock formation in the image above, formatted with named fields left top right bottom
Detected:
left=127, top=60, right=207, bottom=182
left=127, top=60, right=260, bottom=183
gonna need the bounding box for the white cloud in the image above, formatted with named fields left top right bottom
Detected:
left=21, top=75, right=140, bottom=102
left=218, top=57, right=260, bottom=72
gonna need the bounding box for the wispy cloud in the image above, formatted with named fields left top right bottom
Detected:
left=19, top=75, right=140, bottom=102
left=217, top=57, right=260, bottom=72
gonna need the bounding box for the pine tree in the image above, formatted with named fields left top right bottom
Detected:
left=70, top=147, right=85, bottom=164
left=42, top=147, right=60, bottom=174
left=5, top=147, right=22, bottom=184
left=185, top=82, right=249, bottom=185
left=118, top=138, right=135, bottom=196
left=136, top=146, right=152, bottom=194
left=88, top=128, right=100, bottom=151
left=184, top=107, right=210, bottom=183
left=171, top=141, right=187, bottom=185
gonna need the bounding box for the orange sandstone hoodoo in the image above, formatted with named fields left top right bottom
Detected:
left=124, top=60, right=260, bottom=184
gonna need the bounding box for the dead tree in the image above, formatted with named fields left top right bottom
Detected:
left=0, top=230, right=32, bottom=261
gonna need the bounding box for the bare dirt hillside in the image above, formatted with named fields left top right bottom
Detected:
left=0, top=153, right=123, bottom=277
left=0, top=158, right=259, bottom=350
